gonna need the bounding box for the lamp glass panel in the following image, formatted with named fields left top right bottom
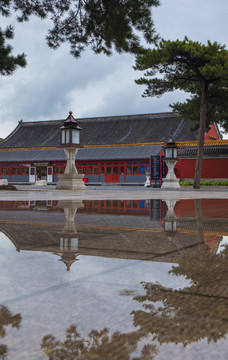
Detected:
left=173, top=148, right=177, bottom=158
left=66, top=129, right=70, bottom=144
left=61, top=130, right=65, bottom=144
left=165, top=222, right=173, bottom=232
left=72, top=129, right=80, bottom=144
left=165, top=148, right=172, bottom=158
left=70, top=238, right=78, bottom=251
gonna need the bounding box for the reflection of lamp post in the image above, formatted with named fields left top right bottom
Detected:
left=56, top=111, right=86, bottom=190
left=55, top=200, right=84, bottom=271
left=161, top=138, right=180, bottom=189
left=163, top=200, right=177, bottom=238
left=144, top=166, right=150, bottom=187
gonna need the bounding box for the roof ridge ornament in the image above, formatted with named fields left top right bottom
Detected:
left=65, top=111, right=77, bottom=122
left=167, top=137, right=175, bottom=144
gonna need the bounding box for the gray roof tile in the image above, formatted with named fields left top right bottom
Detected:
left=179, top=146, right=228, bottom=159
left=0, top=145, right=162, bottom=162
left=77, top=145, right=162, bottom=160
left=0, top=149, right=65, bottom=162
left=0, top=112, right=199, bottom=149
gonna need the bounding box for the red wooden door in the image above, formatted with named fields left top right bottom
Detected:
left=105, top=166, right=119, bottom=183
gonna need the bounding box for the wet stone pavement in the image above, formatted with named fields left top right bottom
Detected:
left=0, top=195, right=228, bottom=359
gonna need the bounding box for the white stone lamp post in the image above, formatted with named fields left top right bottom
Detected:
left=161, top=137, right=180, bottom=189
left=56, top=111, right=86, bottom=190
left=144, top=166, right=151, bottom=187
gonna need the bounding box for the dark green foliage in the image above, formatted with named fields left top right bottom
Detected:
left=0, top=184, right=17, bottom=190
left=180, top=180, right=228, bottom=186
left=134, top=38, right=228, bottom=188
left=134, top=38, right=228, bottom=132
left=134, top=38, right=228, bottom=104
left=0, top=0, right=159, bottom=59
left=0, top=25, right=26, bottom=75
left=171, top=85, right=228, bottom=133
left=0, top=1, right=27, bottom=75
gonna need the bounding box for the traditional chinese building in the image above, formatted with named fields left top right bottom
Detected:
left=0, top=112, right=227, bottom=184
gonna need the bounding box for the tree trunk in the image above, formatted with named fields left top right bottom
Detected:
left=193, top=82, right=207, bottom=189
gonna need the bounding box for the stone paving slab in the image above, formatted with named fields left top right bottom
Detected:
left=0, top=185, right=226, bottom=201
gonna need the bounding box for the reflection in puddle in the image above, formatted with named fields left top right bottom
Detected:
left=0, top=305, right=21, bottom=359
left=0, top=199, right=227, bottom=359
left=41, top=325, right=158, bottom=360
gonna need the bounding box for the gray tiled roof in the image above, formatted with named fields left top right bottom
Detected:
left=77, top=145, right=162, bottom=160
left=0, top=112, right=199, bottom=149
left=179, top=146, right=228, bottom=159
left=0, top=149, right=65, bottom=162
left=0, top=145, right=162, bottom=162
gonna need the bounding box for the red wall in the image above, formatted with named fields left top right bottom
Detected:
left=204, top=124, right=220, bottom=141
left=176, top=158, right=228, bottom=179
left=174, top=199, right=228, bottom=218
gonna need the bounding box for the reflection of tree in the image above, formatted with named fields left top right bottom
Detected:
left=0, top=305, right=22, bottom=359
left=132, top=243, right=228, bottom=346
left=41, top=324, right=158, bottom=359
left=0, top=345, right=7, bottom=360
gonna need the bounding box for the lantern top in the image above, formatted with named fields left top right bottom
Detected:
left=59, top=111, right=83, bottom=130
left=166, top=137, right=178, bottom=147
left=163, top=137, right=179, bottom=160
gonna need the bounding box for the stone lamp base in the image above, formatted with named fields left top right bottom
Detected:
left=161, top=159, right=180, bottom=189
left=161, top=177, right=180, bottom=189
left=56, top=173, right=86, bottom=190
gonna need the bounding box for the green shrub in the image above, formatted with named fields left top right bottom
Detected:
left=180, top=180, right=228, bottom=186
left=0, top=185, right=17, bottom=191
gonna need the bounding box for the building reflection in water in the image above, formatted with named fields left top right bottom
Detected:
left=0, top=198, right=227, bottom=267
left=0, top=199, right=228, bottom=358
left=39, top=195, right=228, bottom=358
left=131, top=199, right=228, bottom=349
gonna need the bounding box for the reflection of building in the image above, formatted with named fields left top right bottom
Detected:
left=0, top=200, right=227, bottom=268
left=173, top=199, right=228, bottom=254
left=0, top=112, right=226, bottom=185
left=0, top=200, right=83, bottom=271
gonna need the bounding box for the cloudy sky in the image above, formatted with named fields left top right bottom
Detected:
left=0, top=0, right=228, bottom=139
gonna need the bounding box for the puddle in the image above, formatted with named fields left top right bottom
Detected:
left=0, top=198, right=227, bottom=359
